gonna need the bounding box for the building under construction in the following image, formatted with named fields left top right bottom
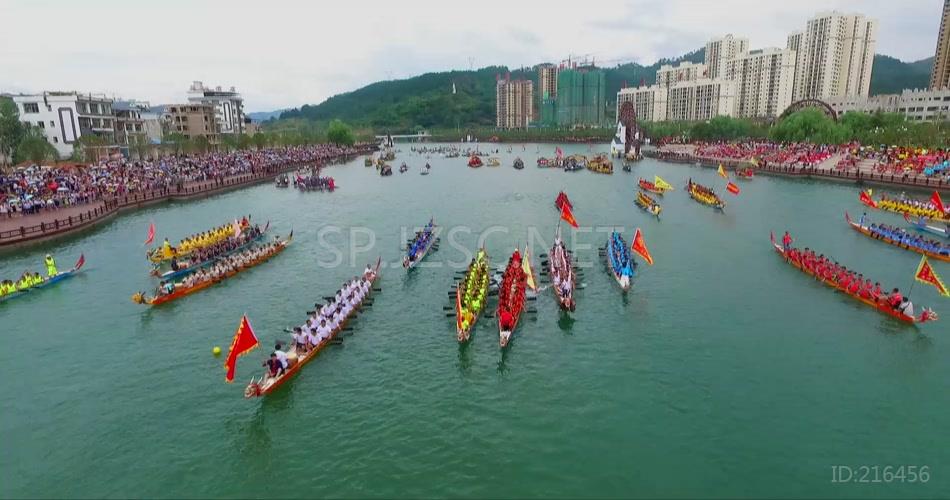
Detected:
left=555, top=66, right=607, bottom=127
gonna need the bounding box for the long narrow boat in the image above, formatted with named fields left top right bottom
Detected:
left=467, top=155, right=483, bottom=168
left=845, top=212, right=950, bottom=262
left=151, top=222, right=270, bottom=280
left=147, top=219, right=250, bottom=264
left=735, top=167, right=755, bottom=180
left=605, top=231, right=635, bottom=292
left=404, top=219, right=437, bottom=269
left=133, top=232, right=291, bottom=306
left=455, top=249, right=490, bottom=343
left=769, top=233, right=936, bottom=325
left=638, top=178, right=664, bottom=195
left=686, top=179, right=725, bottom=210
left=586, top=155, right=613, bottom=174
left=904, top=213, right=950, bottom=239
left=0, top=254, right=85, bottom=305
left=497, top=250, right=527, bottom=348
left=636, top=191, right=662, bottom=219
left=548, top=228, right=576, bottom=312
left=872, top=195, right=950, bottom=223
left=245, top=257, right=381, bottom=398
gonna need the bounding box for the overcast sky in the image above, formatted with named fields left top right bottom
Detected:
left=0, top=0, right=942, bottom=112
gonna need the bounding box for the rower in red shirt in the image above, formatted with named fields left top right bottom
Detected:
left=887, top=288, right=903, bottom=309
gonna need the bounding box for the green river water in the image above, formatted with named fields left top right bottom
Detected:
left=1, top=144, right=948, bottom=498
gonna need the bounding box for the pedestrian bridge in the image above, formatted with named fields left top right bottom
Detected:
left=375, top=132, right=431, bottom=142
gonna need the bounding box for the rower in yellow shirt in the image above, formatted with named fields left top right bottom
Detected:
left=44, top=254, right=58, bottom=277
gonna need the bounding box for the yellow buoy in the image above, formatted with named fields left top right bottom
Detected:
left=212, top=346, right=222, bottom=356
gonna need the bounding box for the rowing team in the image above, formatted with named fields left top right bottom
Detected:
left=157, top=238, right=281, bottom=295
left=688, top=180, right=717, bottom=198
left=405, top=222, right=434, bottom=266
left=458, top=249, right=489, bottom=332
left=550, top=235, right=574, bottom=297
left=498, top=250, right=526, bottom=332
left=168, top=224, right=264, bottom=272
left=864, top=220, right=949, bottom=255
left=786, top=246, right=917, bottom=317
left=878, top=196, right=948, bottom=220
left=0, top=254, right=58, bottom=296
left=156, top=216, right=250, bottom=258
left=263, top=265, right=377, bottom=379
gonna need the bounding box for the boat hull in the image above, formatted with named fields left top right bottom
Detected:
left=770, top=234, right=924, bottom=325
left=247, top=257, right=382, bottom=398
left=846, top=213, right=949, bottom=262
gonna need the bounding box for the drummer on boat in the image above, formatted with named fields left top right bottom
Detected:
left=44, top=254, right=57, bottom=277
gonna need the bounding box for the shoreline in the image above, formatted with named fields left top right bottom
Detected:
left=645, top=149, right=950, bottom=193
left=0, top=150, right=371, bottom=250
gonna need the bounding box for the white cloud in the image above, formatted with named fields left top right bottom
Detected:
left=0, top=0, right=941, bottom=112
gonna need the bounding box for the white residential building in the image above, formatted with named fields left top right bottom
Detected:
left=616, top=85, right=669, bottom=122
left=656, top=61, right=708, bottom=88
left=186, top=81, right=244, bottom=135
left=616, top=79, right=735, bottom=122
left=705, top=34, right=749, bottom=80
left=726, top=48, right=797, bottom=118
left=11, top=92, right=115, bottom=159
left=824, top=88, right=950, bottom=121
left=791, top=11, right=877, bottom=101
left=667, top=79, right=736, bottom=121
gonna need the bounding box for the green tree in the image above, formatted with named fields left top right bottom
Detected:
left=0, top=97, right=26, bottom=166
left=252, top=132, right=268, bottom=150
left=326, top=119, right=355, bottom=146
left=237, top=133, right=252, bottom=150
left=72, top=135, right=107, bottom=163
left=220, top=134, right=239, bottom=152
left=769, top=109, right=851, bottom=144
left=162, top=132, right=187, bottom=156
left=192, top=135, right=211, bottom=154
left=14, top=126, right=58, bottom=164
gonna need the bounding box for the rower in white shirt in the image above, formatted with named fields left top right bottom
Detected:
left=317, top=319, right=332, bottom=341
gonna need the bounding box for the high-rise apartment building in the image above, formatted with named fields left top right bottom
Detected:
left=556, top=67, right=607, bottom=127
left=930, top=0, right=950, bottom=90
left=726, top=48, right=797, bottom=118
left=705, top=34, right=749, bottom=79
left=538, top=64, right=559, bottom=100
left=616, top=86, right=668, bottom=122
left=656, top=61, right=708, bottom=88
left=495, top=78, right=534, bottom=129
left=792, top=11, right=877, bottom=101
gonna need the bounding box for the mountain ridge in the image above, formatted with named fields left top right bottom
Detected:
left=272, top=52, right=934, bottom=129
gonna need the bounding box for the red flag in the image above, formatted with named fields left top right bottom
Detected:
left=225, top=315, right=260, bottom=382
left=726, top=182, right=740, bottom=195
left=144, top=222, right=155, bottom=245
left=859, top=190, right=877, bottom=208
left=74, top=254, right=85, bottom=270
left=555, top=191, right=573, bottom=211
left=555, top=147, right=563, bottom=158
left=560, top=203, right=579, bottom=228
left=915, top=255, right=949, bottom=297
left=931, top=191, right=946, bottom=214
left=631, top=228, right=653, bottom=265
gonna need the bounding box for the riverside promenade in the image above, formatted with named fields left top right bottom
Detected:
left=0, top=150, right=370, bottom=249
left=648, top=144, right=950, bottom=192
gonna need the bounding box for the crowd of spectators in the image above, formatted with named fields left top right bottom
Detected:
left=671, top=141, right=948, bottom=180
left=0, top=144, right=371, bottom=219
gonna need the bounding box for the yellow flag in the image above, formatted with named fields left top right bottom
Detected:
left=654, top=176, right=673, bottom=191
left=718, top=164, right=728, bottom=179
left=522, top=245, right=537, bottom=291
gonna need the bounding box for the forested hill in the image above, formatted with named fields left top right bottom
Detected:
left=275, top=51, right=934, bottom=130
left=277, top=49, right=706, bottom=129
